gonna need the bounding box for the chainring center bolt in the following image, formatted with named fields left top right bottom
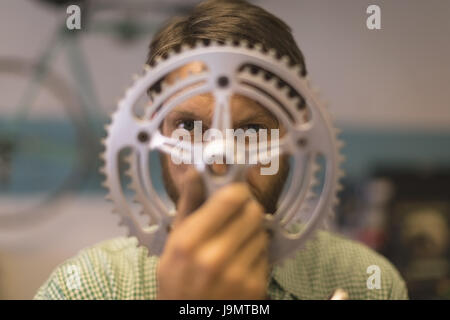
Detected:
left=137, top=131, right=150, bottom=143
left=297, top=138, right=308, bottom=148
left=217, top=75, right=229, bottom=88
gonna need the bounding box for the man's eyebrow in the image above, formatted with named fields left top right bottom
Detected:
left=167, top=110, right=211, bottom=125
left=167, top=109, right=278, bottom=127
left=169, top=110, right=197, bottom=118
left=234, top=111, right=279, bottom=127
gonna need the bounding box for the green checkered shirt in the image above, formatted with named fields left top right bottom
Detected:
left=34, top=230, right=408, bottom=300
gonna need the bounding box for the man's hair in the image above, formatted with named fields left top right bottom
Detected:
left=146, top=0, right=307, bottom=76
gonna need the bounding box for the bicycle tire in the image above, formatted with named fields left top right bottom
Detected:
left=0, top=57, right=96, bottom=229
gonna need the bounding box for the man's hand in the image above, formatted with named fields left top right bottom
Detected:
left=157, top=169, right=269, bottom=299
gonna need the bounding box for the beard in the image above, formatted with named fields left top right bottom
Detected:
left=159, top=153, right=290, bottom=214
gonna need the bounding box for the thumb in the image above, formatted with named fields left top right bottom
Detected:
left=173, top=167, right=206, bottom=227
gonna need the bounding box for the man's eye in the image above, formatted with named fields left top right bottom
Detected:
left=240, top=124, right=265, bottom=132
left=177, top=120, right=195, bottom=131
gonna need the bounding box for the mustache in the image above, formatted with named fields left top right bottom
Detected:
left=160, top=153, right=289, bottom=215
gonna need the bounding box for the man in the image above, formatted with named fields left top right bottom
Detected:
left=34, top=0, right=408, bottom=300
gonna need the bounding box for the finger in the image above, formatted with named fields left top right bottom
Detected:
left=195, top=200, right=265, bottom=268
left=245, top=252, right=269, bottom=299
left=229, top=229, right=269, bottom=271
left=173, top=167, right=206, bottom=227
left=209, top=231, right=269, bottom=299
left=177, top=183, right=253, bottom=250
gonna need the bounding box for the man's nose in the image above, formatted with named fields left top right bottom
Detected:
left=209, top=162, right=228, bottom=175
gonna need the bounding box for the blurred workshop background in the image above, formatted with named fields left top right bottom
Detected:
left=0, top=0, right=449, bottom=299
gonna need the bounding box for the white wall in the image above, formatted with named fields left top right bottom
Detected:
left=2, top=0, right=449, bottom=129
left=258, top=0, right=450, bottom=130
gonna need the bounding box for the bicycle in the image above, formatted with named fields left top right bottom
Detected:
left=0, top=0, right=196, bottom=228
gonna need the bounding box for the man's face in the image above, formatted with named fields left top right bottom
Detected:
left=159, top=62, right=290, bottom=214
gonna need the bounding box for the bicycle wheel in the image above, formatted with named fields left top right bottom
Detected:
left=0, top=57, right=95, bottom=228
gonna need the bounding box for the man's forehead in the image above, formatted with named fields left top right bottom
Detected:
left=166, top=61, right=206, bottom=84
left=166, top=62, right=274, bottom=116
left=169, top=92, right=277, bottom=123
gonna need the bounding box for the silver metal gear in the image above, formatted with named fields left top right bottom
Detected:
left=100, top=39, right=345, bottom=265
